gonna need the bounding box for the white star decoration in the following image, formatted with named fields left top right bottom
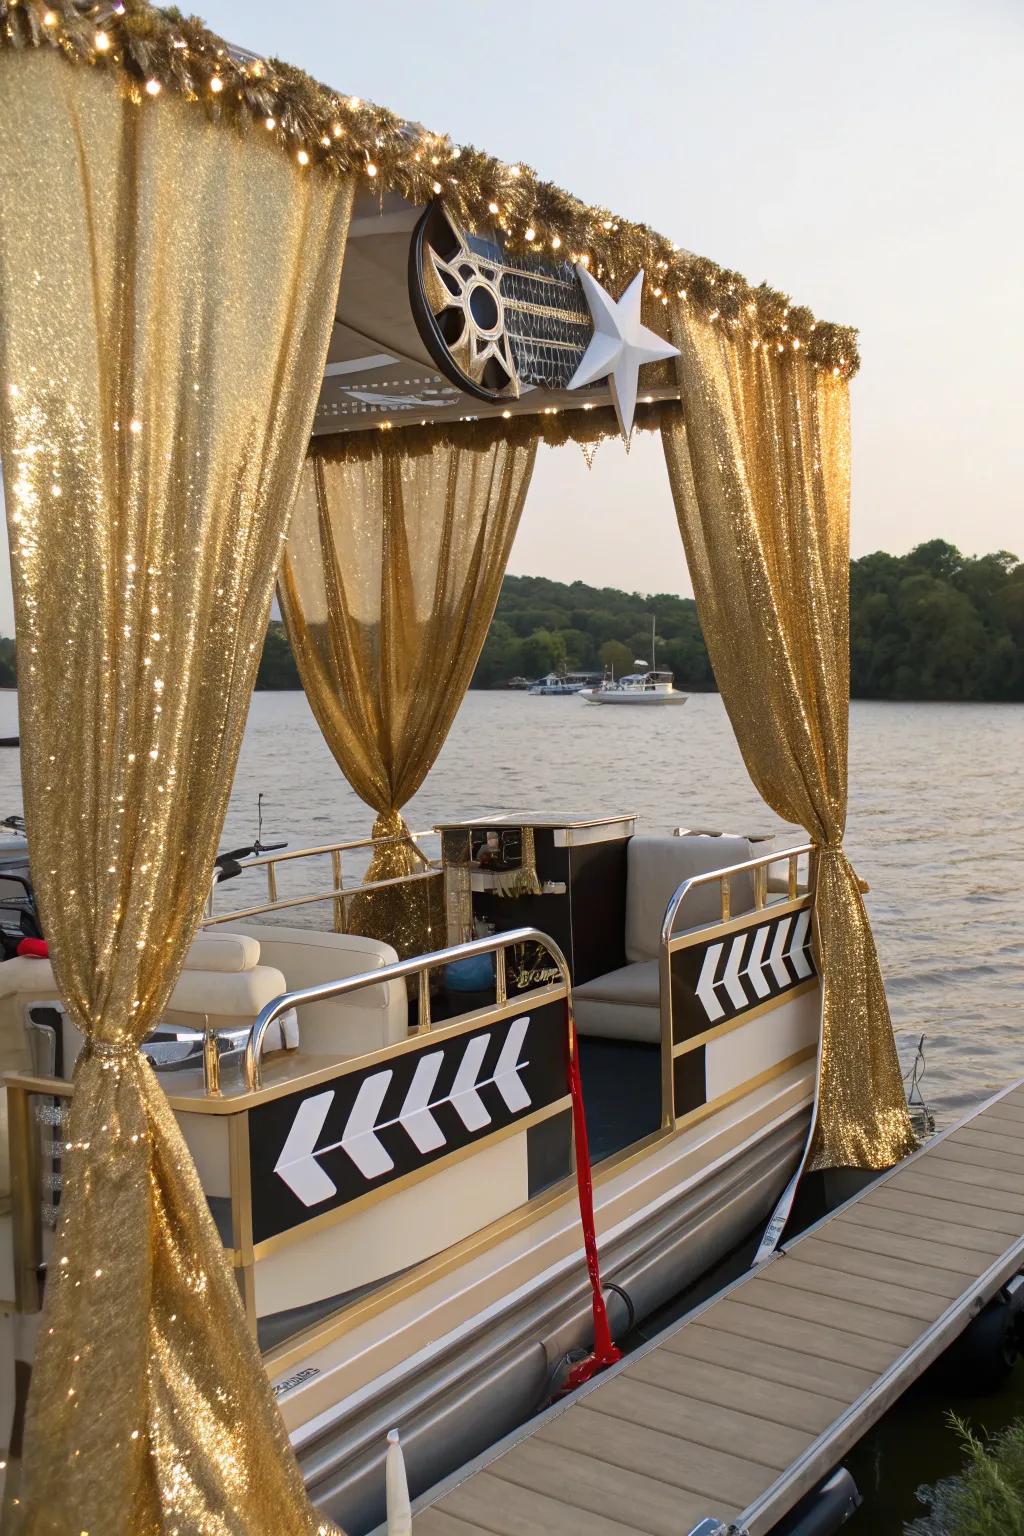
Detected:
left=568, top=267, right=680, bottom=442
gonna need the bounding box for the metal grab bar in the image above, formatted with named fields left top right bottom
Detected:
left=660, top=842, right=816, bottom=946
left=205, top=828, right=438, bottom=922
left=243, top=926, right=571, bottom=1091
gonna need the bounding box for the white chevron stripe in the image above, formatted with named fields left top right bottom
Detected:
left=695, top=942, right=726, bottom=1021
left=273, top=1089, right=337, bottom=1206
left=742, top=923, right=772, bottom=999
left=449, top=1035, right=492, bottom=1131
left=398, top=1052, right=446, bottom=1153
left=768, top=916, right=793, bottom=989
left=721, top=935, right=748, bottom=1010
left=493, top=1016, right=532, bottom=1113
left=340, top=1072, right=395, bottom=1180
left=788, top=908, right=813, bottom=979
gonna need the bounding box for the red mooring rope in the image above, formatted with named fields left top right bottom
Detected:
left=562, top=1001, right=622, bottom=1390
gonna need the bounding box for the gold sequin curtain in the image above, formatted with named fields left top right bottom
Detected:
left=660, top=308, right=914, bottom=1170
left=0, top=51, right=352, bottom=1534
left=279, top=429, right=537, bottom=953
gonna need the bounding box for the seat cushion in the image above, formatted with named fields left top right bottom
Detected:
left=167, top=964, right=286, bottom=1019
left=574, top=959, right=660, bottom=1043
left=624, top=834, right=757, bottom=963
left=183, top=931, right=261, bottom=974
left=230, top=926, right=407, bottom=1055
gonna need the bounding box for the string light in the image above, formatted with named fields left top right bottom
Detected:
left=6, top=0, right=858, bottom=376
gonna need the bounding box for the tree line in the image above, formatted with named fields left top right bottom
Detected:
left=2, top=541, right=1018, bottom=701
left=255, top=541, right=1024, bottom=700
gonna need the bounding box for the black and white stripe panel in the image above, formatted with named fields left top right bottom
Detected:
left=248, top=999, right=568, bottom=1244
left=671, top=907, right=816, bottom=1043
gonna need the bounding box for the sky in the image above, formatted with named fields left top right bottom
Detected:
left=1, top=0, right=1021, bottom=627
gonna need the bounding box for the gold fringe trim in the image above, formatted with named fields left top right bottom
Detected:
left=0, top=0, right=859, bottom=376
left=307, top=401, right=684, bottom=461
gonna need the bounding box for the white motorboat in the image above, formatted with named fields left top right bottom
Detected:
left=580, top=620, right=688, bottom=704
left=580, top=668, right=688, bottom=705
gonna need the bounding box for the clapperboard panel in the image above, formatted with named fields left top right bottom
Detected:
left=670, top=901, right=819, bottom=1122
left=248, top=999, right=568, bottom=1246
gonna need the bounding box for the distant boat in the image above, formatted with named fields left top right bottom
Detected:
left=579, top=617, right=688, bottom=706
left=528, top=672, right=586, bottom=696
left=580, top=670, right=688, bottom=705
left=506, top=676, right=531, bottom=690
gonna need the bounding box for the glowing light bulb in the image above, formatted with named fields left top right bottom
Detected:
left=488, top=201, right=499, bottom=214
left=209, top=75, right=223, bottom=93
left=366, top=162, right=378, bottom=177
left=145, top=79, right=161, bottom=96
left=94, top=30, right=110, bottom=50
left=551, top=236, right=562, bottom=250
left=525, top=226, right=536, bottom=242
left=265, top=116, right=276, bottom=130
left=297, top=149, right=310, bottom=166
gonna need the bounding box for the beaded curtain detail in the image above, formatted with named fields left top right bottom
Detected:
left=660, top=310, right=914, bottom=1171
left=279, top=429, right=537, bottom=955
left=0, top=50, right=352, bottom=1534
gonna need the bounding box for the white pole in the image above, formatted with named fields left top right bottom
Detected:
left=386, top=1428, right=412, bottom=1536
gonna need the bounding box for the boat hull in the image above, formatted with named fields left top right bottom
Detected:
left=580, top=689, right=688, bottom=705
left=287, top=1070, right=812, bottom=1534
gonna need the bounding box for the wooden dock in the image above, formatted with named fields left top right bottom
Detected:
left=412, top=1077, right=1024, bottom=1536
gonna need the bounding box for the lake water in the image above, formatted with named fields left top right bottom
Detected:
left=1, top=687, right=1022, bottom=1528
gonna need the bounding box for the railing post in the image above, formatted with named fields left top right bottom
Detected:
left=720, top=875, right=731, bottom=923
left=416, top=970, right=432, bottom=1034
left=331, top=847, right=344, bottom=932
left=266, top=860, right=279, bottom=905
left=788, top=854, right=799, bottom=900
left=495, top=947, right=507, bottom=1007
left=754, top=863, right=768, bottom=909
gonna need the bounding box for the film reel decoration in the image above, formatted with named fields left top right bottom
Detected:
left=409, top=202, right=593, bottom=404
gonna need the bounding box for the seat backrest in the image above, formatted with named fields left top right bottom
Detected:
left=229, top=925, right=408, bottom=1057
left=625, top=834, right=759, bottom=963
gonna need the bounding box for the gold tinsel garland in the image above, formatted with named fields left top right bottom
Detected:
left=307, top=401, right=683, bottom=462
left=0, top=0, right=860, bottom=377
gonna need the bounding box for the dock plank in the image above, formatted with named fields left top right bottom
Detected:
left=805, top=1218, right=994, bottom=1278
left=737, top=1275, right=928, bottom=1345
left=895, top=1168, right=1024, bottom=1217
left=789, top=1235, right=968, bottom=1302
left=697, top=1297, right=901, bottom=1371
left=950, top=1125, right=1024, bottom=1158
left=489, top=1436, right=716, bottom=1535
left=414, top=1512, right=493, bottom=1536
left=540, top=1401, right=770, bottom=1505
left=626, top=1347, right=845, bottom=1435
left=418, top=1080, right=1024, bottom=1536
left=921, top=1146, right=1024, bottom=1196
left=838, top=1198, right=1009, bottom=1255
left=936, top=1134, right=1024, bottom=1175
left=662, top=1318, right=878, bottom=1399
left=864, top=1185, right=1023, bottom=1240
left=762, top=1255, right=952, bottom=1319
left=582, top=1372, right=811, bottom=1469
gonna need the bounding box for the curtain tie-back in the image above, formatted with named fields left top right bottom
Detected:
left=812, top=841, right=870, bottom=892
left=85, top=1038, right=140, bottom=1061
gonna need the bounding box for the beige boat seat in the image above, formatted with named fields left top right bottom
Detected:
left=230, top=925, right=408, bottom=1058
left=0, top=931, right=288, bottom=1194
left=574, top=834, right=761, bottom=1044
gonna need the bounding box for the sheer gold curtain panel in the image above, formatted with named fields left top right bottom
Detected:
left=660, top=308, right=914, bottom=1170
left=0, top=50, right=353, bottom=1535
left=280, top=429, right=537, bottom=951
